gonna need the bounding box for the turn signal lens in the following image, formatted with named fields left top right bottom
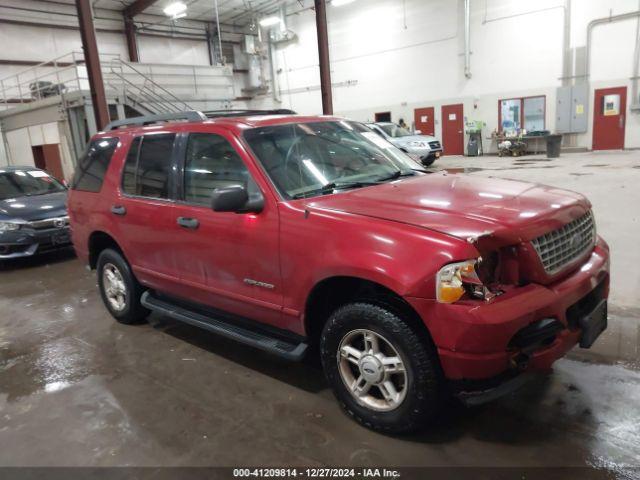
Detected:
left=436, top=260, right=482, bottom=303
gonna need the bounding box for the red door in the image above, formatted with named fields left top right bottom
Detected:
left=593, top=87, right=626, bottom=150
left=31, top=144, right=65, bottom=181
left=414, top=107, right=435, bottom=136
left=441, top=104, right=464, bottom=155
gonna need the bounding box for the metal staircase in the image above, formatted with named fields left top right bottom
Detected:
left=102, top=58, right=196, bottom=116
left=0, top=51, right=235, bottom=116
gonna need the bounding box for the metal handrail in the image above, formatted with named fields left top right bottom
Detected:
left=0, top=50, right=232, bottom=112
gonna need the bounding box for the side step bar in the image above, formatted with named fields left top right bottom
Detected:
left=141, top=291, right=308, bottom=361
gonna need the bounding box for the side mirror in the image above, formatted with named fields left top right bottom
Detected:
left=211, top=185, right=264, bottom=214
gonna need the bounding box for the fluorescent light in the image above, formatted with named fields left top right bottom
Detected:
left=163, top=2, right=187, bottom=17
left=259, top=16, right=282, bottom=27
left=332, top=0, right=356, bottom=6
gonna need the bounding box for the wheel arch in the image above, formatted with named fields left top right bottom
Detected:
left=303, top=275, right=436, bottom=351
left=88, top=231, right=124, bottom=269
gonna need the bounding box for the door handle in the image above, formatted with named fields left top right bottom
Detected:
left=177, top=217, right=199, bottom=229
left=111, top=205, right=126, bottom=216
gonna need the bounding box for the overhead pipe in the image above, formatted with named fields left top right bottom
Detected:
left=464, top=0, right=471, bottom=79
left=633, top=8, right=640, bottom=108
left=213, top=0, right=224, bottom=64
left=314, top=0, right=333, bottom=115
left=586, top=10, right=640, bottom=80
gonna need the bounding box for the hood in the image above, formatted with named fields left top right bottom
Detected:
left=0, top=191, right=68, bottom=222
left=304, top=173, right=590, bottom=246
left=391, top=134, right=438, bottom=146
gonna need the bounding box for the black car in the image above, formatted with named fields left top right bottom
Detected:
left=0, top=166, right=71, bottom=259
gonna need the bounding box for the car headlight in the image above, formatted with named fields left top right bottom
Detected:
left=0, top=221, right=21, bottom=232
left=436, top=259, right=485, bottom=303
left=409, top=141, right=427, bottom=148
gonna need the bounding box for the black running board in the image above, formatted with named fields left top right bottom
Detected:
left=141, top=291, right=308, bottom=361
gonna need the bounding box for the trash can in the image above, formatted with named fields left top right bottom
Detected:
left=546, top=134, right=562, bottom=158
left=467, top=132, right=483, bottom=156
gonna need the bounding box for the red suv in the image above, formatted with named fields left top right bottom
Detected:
left=68, top=110, right=610, bottom=433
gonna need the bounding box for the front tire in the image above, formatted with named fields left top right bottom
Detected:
left=320, top=303, right=442, bottom=434
left=97, top=248, right=149, bottom=324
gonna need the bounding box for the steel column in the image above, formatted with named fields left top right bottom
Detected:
left=314, top=0, right=333, bottom=115
left=124, top=16, right=139, bottom=62
left=76, top=0, right=110, bottom=131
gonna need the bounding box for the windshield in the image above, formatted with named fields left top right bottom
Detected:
left=243, top=121, right=423, bottom=199
left=379, top=124, right=413, bottom=138
left=0, top=170, right=65, bottom=201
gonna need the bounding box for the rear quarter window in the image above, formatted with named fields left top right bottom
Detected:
left=71, top=137, right=119, bottom=192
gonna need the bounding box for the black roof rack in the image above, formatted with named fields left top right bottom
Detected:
left=103, top=109, right=298, bottom=132
left=202, top=109, right=297, bottom=118
left=104, top=111, right=207, bottom=131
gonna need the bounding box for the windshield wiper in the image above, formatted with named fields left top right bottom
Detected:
left=292, top=180, right=381, bottom=199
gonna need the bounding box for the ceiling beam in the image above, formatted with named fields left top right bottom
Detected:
left=123, top=0, right=160, bottom=18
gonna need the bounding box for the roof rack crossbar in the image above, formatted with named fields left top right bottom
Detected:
left=104, top=111, right=208, bottom=131
left=201, top=109, right=297, bottom=118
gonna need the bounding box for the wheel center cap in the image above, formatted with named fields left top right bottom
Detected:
left=359, top=355, right=383, bottom=384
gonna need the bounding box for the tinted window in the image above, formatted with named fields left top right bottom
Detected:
left=121, top=134, right=175, bottom=199
left=184, top=133, right=252, bottom=206
left=71, top=137, right=119, bottom=192
left=121, top=137, right=141, bottom=195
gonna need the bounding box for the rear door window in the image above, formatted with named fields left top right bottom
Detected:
left=71, top=137, right=119, bottom=192
left=121, top=134, right=176, bottom=199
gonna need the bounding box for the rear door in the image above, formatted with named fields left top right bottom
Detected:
left=170, top=127, right=284, bottom=328
left=593, top=86, right=626, bottom=150
left=115, top=133, right=181, bottom=293
left=414, top=107, right=435, bottom=136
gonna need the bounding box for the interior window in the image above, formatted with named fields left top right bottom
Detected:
left=183, top=133, right=253, bottom=206
left=121, top=134, right=175, bottom=199
left=523, top=96, right=545, bottom=131
left=500, top=99, right=521, bottom=133
left=500, top=96, right=546, bottom=133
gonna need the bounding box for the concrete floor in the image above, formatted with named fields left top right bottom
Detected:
left=0, top=151, right=639, bottom=473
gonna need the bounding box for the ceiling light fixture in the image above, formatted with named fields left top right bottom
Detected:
left=259, top=16, right=282, bottom=27
left=163, top=1, right=187, bottom=18
left=332, top=0, right=356, bottom=6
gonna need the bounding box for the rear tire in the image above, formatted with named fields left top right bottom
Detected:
left=320, top=303, right=442, bottom=434
left=97, top=248, right=149, bottom=324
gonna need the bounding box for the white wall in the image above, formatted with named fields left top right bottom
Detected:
left=254, top=0, right=640, bottom=152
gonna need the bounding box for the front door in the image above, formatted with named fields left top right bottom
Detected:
left=414, top=107, right=435, bottom=136
left=170, top=128, right=284, bottom=329
left=441, top=104, right=464, bottom=155
left=593, top=87, right=627, bottom=150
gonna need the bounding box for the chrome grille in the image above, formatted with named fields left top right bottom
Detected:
left=531, top=211, right=596, bottom=275
left=28, top=216, right=70, bottom=230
